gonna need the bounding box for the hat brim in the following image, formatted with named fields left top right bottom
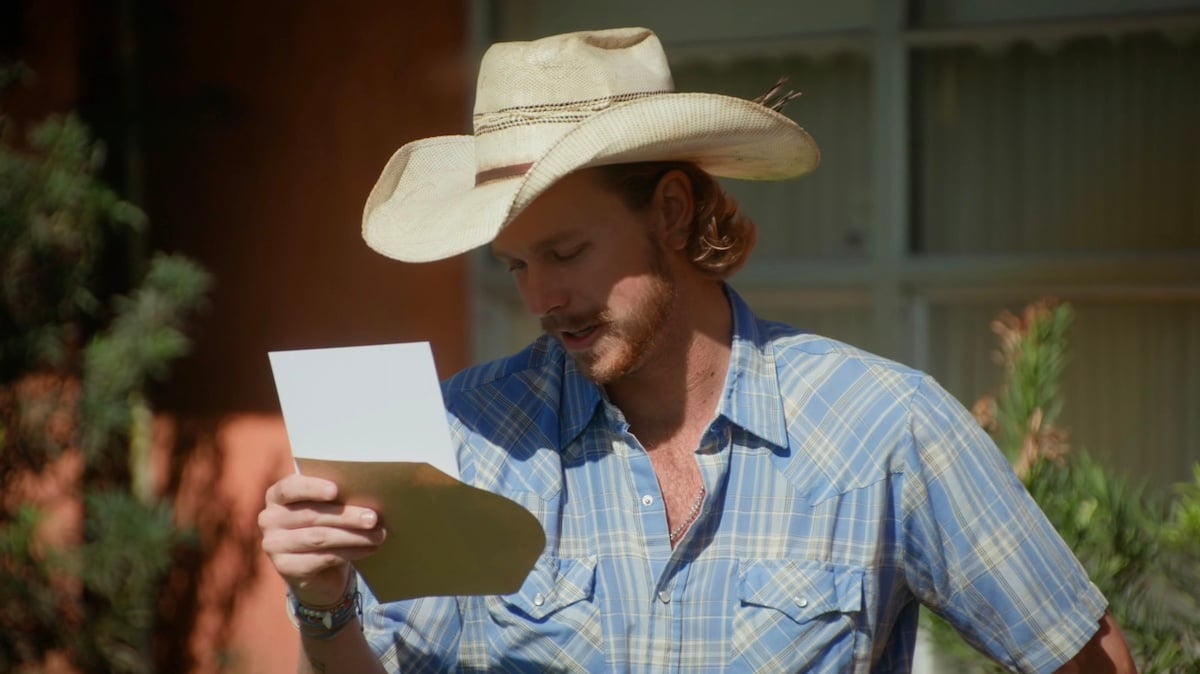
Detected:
left=363, top=92, right=819, bottom=263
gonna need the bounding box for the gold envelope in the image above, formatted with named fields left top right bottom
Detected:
left=296, top=458, right=545, bottom=603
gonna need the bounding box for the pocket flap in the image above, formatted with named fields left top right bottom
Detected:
left=738, top=559, right=863, bottom=623
left=499, top=554, right=597, bottom=621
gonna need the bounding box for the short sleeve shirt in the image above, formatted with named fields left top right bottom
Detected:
left=358, top=286, right=1107, bottom=673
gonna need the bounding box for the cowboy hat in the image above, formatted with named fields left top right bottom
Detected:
left=362, top=27, right=820, bottom=263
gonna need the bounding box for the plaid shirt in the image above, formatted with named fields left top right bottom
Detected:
left=359, top=286, right=1106, bottom=673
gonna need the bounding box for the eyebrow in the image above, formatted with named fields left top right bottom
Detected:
left=491, top=231, right=584, bottom=260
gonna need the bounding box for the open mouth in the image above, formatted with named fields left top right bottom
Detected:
left=562, top=325, right=596, bottom=339
left=559, top=324, right=600, bottom=350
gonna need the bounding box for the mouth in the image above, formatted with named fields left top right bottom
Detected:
left=557, top=324, right=601, bottom=351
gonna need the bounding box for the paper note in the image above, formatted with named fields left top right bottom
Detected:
left=268, top=342, right=459, bottom=478
left=268, top=343, right=544, bottom=602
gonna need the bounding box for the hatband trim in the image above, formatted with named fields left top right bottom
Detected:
left=475, top=162, right=534, bottom=186
left=474, top=90, right=671, bottom=135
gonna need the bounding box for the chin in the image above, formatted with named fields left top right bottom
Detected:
left=572, top=345, right=644, bottom=386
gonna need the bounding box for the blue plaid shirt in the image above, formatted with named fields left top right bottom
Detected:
left=359, top=286, right=1106, bottom=673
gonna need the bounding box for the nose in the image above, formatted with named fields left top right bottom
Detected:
left=517, top=265, right=569, bottom=317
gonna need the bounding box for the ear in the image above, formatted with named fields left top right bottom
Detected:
left=653, top=169, right=695, bottom=251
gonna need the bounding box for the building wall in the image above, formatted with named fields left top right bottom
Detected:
left=475, top=0, right=1200, bottom=491
left=4, top=1, right=473, bottom=671
left=135, top=4, right=474, bottom=670
left=138, top=2, right=473, bottom=413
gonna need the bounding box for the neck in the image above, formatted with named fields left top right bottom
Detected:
left=605, top=280, right=732, bottom=448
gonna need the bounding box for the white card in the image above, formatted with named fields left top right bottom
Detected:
left=268, top=342, right=459, bottom=480
left=267, top=342, right=544, bottom=602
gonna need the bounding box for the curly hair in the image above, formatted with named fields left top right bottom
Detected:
left=596, top=161, right=757, bottom=279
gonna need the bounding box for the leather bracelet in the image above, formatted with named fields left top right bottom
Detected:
left=287, top=573, right=361, bottom=640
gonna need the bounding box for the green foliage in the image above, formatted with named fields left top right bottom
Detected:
left=81, top=254, right=211, bottom=460
left=1027, top=457, right=1200, bottom=672
left=78, top=491, right=183, bottom=673
left=991, top=302, right=1071, bottom=462
left=0, top=112, right=146, bottom=378
left=924, top=301, right=1200, bottom=673
left=0, top=505, right=68, bottom=659
left=1, top=73, right=210, bottom=673
left=1164, top=464, right=1200, bottom=548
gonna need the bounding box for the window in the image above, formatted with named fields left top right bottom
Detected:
left=474, top=0, right=1200, bottom=488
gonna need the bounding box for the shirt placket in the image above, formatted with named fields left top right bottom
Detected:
left=620, top=425, right=673, bottom=672
left=623, top=418, right=733, bottom=673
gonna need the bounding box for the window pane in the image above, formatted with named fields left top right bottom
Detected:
left=913, top=33, right=1200, bottom=254
left=913, top=0, right=1200, bottom=28
left=925, top=299, right=1200, bottom=490
left=673, top=53, right=872, bottom=260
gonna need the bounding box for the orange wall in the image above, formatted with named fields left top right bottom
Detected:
left=140, top=2, right=473, bottom=412
left=5, top=1, right=472, bottom=671
left=162, top=413, right=301, bottom=674
left=137, top=3, right=474, bottom=670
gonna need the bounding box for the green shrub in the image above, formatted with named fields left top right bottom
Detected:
left=1, top=72, right=210, bottom=673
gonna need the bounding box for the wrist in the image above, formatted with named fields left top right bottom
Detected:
left=287, top=570, right=361, bottom=640
left=290, top=563, right=353, bottom=607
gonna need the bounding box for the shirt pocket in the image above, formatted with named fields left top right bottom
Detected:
left=485, top=554, right=603, bottom=670
left=731, top=558, right=865, bottom=673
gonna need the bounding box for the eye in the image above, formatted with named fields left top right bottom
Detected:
left=505, top=259, right=527, bottom=273
left=551, top=243, right=586, bottom=262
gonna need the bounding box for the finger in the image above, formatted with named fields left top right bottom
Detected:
left=260, top=501, right=379, bottom=531
left=265, top=475, right=338, bottom=506
left=262, top=524, right=387, bottom=557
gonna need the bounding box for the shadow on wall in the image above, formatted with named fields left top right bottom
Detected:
left=154, top=414, right=298, bottom=673
left=1, top=395, right=297, bottom=673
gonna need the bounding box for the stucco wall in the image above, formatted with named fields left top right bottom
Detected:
left=4, top=1, right=472, bottom=671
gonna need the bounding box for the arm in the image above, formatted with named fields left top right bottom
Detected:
left=902, top=377, right=1115, bottom=672
left=259, top=474, right=388, bottom=674
left=1053, top=612, right=1137, bottom=674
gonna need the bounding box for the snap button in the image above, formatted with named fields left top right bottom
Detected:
left=641, top=495, right=653, bottom=506
left=795, top=597, right=809, bottom=608
left=657, top=590, right=671, bottom=604
left=533, top=593, right=545, bottom=607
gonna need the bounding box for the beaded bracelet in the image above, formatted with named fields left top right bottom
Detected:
left=287, top=574, right=362, bottom=640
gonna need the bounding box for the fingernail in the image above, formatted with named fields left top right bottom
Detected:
left=361, top=510, right=377, bottom=526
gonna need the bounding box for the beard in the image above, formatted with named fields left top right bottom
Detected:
left=541, top=244, right=676, bottom=385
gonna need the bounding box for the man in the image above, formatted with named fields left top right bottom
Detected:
left=259, top=27, right=1136, bottom=673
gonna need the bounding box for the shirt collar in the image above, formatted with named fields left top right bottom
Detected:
left=554, top=284, right=789, bottom=450
left=559, top=348, right=604, bottom=448
left=719, top=284, right=790, bottom=449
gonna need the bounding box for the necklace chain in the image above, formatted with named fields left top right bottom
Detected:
left=668, top=486, right=707, bottom=542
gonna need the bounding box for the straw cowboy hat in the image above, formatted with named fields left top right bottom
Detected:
left=362, top=26, right=821, bottom=263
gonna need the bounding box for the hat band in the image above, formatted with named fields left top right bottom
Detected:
left=473, top=90, right=671, bottom=136
left=475, top=162, right=534, bottom=186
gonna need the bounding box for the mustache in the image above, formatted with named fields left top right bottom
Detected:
left=540, top=311, right=608, bottom=333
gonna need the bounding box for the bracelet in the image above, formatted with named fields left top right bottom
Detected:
left=287, top=573, right=362, bottom=640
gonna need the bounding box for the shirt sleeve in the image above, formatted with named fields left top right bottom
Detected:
left=900, top=375, right=1108, bottom=674
left=357, top=569, right=464, bottom=672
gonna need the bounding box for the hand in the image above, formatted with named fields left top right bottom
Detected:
left=259, top=474, right=386, bottom=606
left=1053, top=613, right=1137, bottom=674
